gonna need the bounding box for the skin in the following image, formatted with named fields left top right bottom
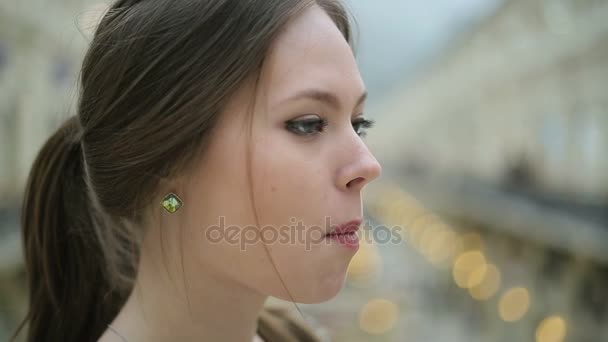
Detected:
left=100, top=4, right=381, bottom=342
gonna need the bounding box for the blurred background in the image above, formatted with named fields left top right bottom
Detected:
left=1, top=0, right=607, bottom=341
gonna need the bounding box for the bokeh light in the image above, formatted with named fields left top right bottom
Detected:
left=468, top=263, right=502, bottom=300
left=535, top=315, right=567, bottom=342
left=499, top=287, right=531, bottom=322
left=359, top=298, right=399, bottom=335
left=424, top=228, right=459, bottom=267
left=347, top=238, right=382, bottom=287
left=453, top=250, right=486, bottom=288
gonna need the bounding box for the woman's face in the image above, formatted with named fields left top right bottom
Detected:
left=180, top=4, right=381, bottom=303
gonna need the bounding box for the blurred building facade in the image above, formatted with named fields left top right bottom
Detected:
left=0, top=0, right=99, bottom=202
left=372, top=0, right=608, bottom=203
left=0, top=1, right=101, bottom=339
left=365, top=0, right=608, bottom=341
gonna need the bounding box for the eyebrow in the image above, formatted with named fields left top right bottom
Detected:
left=278, top=89, right=367, bottom=110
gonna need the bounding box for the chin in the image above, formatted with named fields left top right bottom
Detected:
left=283, top=272, right=348, bottom=304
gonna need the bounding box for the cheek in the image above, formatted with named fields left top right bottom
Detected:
left=178, top=127, right=277, bottom=289
left=180, top=128, right=351, bottom=302
left=252, top=139, right=331, bottom=227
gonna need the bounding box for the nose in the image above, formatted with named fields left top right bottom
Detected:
left=337, top=139, right=382, bottom=192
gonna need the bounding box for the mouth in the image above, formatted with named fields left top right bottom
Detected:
left=325, top=218, right=362, bottom=250
left=326, top=218, right=362, bottom=235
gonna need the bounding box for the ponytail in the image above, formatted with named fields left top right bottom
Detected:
left=13, top=116, right=122, bottom=342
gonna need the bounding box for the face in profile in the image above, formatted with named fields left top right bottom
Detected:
left=178, top=4, right=382, bottom=304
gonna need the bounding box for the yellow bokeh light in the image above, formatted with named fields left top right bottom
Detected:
left=468, top=264, right=501, bottom=300
left=347, top=239, right=382, bottom=287
left=425, top=228, right=458, bottom=267
left=388, top=201, right=409, bottom=225
left=419, top=222, right=445, bottom=253
left=407, top=213, right=440, bottom=250
left=359, top=298, right=399, bottom=335
left=499, top=287, right=531, bottom=322
left=447, top=234, right=465, bottom=262
left=536, top=315, right=567, bottom=342
left=366, top=183, right=422, bottom=226
left=452, top=250, right=486, bottom=288
left=466, top=264, right=487, bottom=289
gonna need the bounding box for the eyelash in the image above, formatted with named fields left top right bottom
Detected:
left=285, top=116, right=375, bottom=138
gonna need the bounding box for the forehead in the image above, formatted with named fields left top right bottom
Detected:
left=258, top=5, right=365, bottom=108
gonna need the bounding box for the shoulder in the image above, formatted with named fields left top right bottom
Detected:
left=257, top=305, right=327, bottom=342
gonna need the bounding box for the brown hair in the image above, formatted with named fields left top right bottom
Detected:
left=12, top=1, right=354, bottom=341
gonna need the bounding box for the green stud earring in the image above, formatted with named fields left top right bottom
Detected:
left=161, top=192, right=183, bottom=213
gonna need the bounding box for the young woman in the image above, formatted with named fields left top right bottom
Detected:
left=15, top=0, right=381, bottom=341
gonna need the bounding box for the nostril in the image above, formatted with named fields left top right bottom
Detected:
left=347, top=177, right=365, bottom=189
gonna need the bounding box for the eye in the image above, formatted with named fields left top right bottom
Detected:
left=352, top=117, right=375, bottom=137
left=285, top=116, right=329, bottom=136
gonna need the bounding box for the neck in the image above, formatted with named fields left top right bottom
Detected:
left=103, top=244, right=268, bottom=342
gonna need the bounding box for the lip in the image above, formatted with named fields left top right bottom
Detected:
left=325, top=218, right=362, bottom=250
left=326, top=218, right=363, bottom=236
